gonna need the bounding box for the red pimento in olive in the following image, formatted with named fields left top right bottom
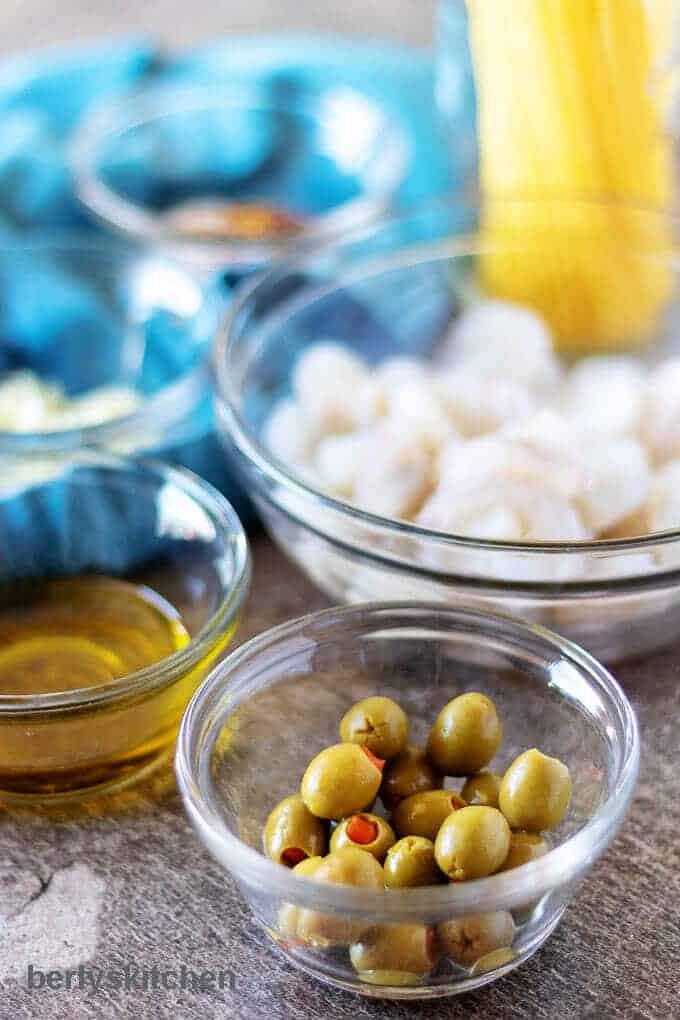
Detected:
left=263, top=794, right=327, bottom=865
left=362, top=746, right=386, bottom=772
left=347, top=815, right=379, bottom=845
left=330, top=813, right=396, bottom=861
left=281, top=847, right=308, bottom=867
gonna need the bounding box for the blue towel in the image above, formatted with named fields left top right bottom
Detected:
left=0, top=33, right=475, bottom=230
left=171, top=34, right=474, bottom=205
left=98, top=100, right=279, bottom=209
left=0, top=33, right=476, bottom=541
left=0, top=40, right=156, bottom=228
left=0, top=249, right=121, bottom=383
left=0, top=462, right=175, bottom=580
left=0, top=38, right=157, bottom=136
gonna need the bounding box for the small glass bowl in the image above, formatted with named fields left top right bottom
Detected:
left=214, top=197, right=680, bottom=661
left=176, top=602, right=638, bottom=1000
left=71, top=81, right=408, bottom=274
left=0, top=234, right=248, bottom=512
left=0, top=450, right=250, bottom=802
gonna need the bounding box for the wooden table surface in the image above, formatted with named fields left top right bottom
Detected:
left=1, top=3, right=679, bottom=1017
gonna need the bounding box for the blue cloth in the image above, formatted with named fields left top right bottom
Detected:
left=0, top=465, right=173, bottom=580
left=0, top=39, right=157, bottom=136
left=171, top=34, right=474, bottom=205
left=0, top=250, right=121, bottom=384
left=0, top=39, right=156, bottom=227
left=98, top=101, right=278, bottom=209
left=0, top=245, right=216, bottom=397
left=0, top=111, right=73, bottom=227
left=0, top=34, right=475, bottom=230
left=0, top=33, right=476, bottom=533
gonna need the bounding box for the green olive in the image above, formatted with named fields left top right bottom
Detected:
left=469, top=947, right=518, bottom=976
left=301, top=743, right=383, bottom=820
left=500, top=831, right=550, bottom=871
left=313, top=845, right=385, bottom=887
left=461, top=771, right=502, bottom=808
left=277, top=855, right=325, bottom=940
left=296, top=847, right=384, bottom=946
left=434, top=806, right=511, bottom=881
left=499, top=749, right=572, bottom=832
left=354, top=970, right=422, bottom=987
left=340, top=696, right=409, bottom=760
left=380, top=745, right=441, bottom=810
left=436, top=911, right=516, bottom=965
left=392, top=788, right=467, bottom=841
left=350, top=924, right=438, bottom=978
left=276, top=902, right=301, bottom=941
left=383, top=836, right=443, bottom=888
left=330, top=813, right=396, bottom=861
left=427, top=693, right=502, bottom=775
left=292, top=855, right=326, bottom=877
left=263, top=794, right=327, bottom=866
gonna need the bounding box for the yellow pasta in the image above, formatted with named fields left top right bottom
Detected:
left=467, top=0, right=675, bottom=351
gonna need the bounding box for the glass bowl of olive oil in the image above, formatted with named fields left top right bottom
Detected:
left=0, top=450, right=250, bottom=802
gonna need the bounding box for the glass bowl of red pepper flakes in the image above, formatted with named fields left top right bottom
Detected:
left=71, top=79, right=408, bottom=276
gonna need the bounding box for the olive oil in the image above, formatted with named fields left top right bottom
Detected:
left=0, top=576, right=190, bottom=696
left=0, top=574, right=233, bottom=800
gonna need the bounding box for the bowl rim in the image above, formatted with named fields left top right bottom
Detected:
left=213, top=194, right=680, bottom=570
left=0, top=448, right=251, bottom=714
left=70, top=80, right=410, bottom=261
left=0, top=232, right=211, bottom=453
left=175, top=600, right=639, bottom=922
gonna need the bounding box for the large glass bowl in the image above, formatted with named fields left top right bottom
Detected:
left=71, top=81, right=408, bottom=275
left=0, top=234, right=248, bottom=513
left=214, top=198, right=680, bottom=661
left=175, top=602, right=638, bottom=999
left=0, top=450, right=250, bottom=801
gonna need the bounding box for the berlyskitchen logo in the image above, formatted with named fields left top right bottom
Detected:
left=25, top=963, right=236, bottom=994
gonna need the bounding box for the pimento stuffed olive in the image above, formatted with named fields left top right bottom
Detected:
left=380, top=745, right=441, bottom=810
left=301, top=743, right=384, bottom=820
left=330, top=813, right=396, bottom=861
left=264, top=794, right=327, bottom=867
left=427, top=693, right=502, bottom=776
left=340, top=696, right=409, bottom=760
left=383, top=836, right=443, bottom=888
left=392, top=789, right=467, bottom=841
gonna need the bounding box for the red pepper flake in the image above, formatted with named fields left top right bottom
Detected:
left=166, top=199, right=304, bottom=241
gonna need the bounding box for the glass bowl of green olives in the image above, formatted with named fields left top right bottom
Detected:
left=175, top=603, right=639, bottom=999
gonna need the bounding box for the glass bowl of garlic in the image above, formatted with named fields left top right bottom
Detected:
left=215, top=197, right=680, bottom=662
left=0, top=234, right=248, bottom=515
